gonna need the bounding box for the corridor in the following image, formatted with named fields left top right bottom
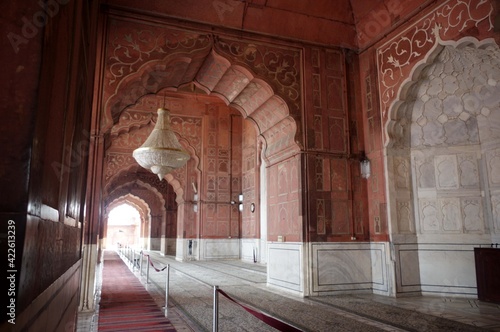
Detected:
left=77, top=250, right=500, bottom=332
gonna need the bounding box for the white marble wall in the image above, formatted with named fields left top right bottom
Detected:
left=386, top=43, right=500, bottom=298
left=393, top=242, right=421, bottom=294
left=199, top=238, right=240, bottom=260
left=268, top=242, right=303, bottom=293
left=150, top=237, right=161, bottom=251
left=371, top=242, right=390, bottom=295
left=241, top=238, right=260, bottom=262
left=395, top=243, right=481, bottom=296
left=160, top=237, right=176, bottom=255
left=310, top=242, right=389, bottom=295
left=175, top=238, right=188, bottom=261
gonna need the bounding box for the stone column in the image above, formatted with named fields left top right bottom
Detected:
left=79, top=133, right=105, bottom=311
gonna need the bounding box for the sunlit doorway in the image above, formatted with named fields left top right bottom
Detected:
left=106, top=203, right=141, bottom=249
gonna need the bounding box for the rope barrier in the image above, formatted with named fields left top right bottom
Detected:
left=217, top=288, right=303, bottom=332
left=118, top=248, right=302, bottom=331
left=143, top=253, right=169, bottom=272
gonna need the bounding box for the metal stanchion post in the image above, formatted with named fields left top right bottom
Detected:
left=164, top=264, right=170, bottom=316
left=213, top=285, right=219, bottom=332
left=132, top=251, right=136, bottom=271
left=146, top=256, right=150, bottom=283
left=140, top=252, right=143, bottom=276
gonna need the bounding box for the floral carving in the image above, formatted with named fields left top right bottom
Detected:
left=107, top=22, right=212, bottom=86
left=111, top=110, right=154, bottom=137
left=215, top=38, right=301, bottom=115
left=378, top=0, right=493, bottom=123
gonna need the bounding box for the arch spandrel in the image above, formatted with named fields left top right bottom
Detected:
left=378, top=0, right=495, bottom=143
left=386, top=38, right=500, bottom=150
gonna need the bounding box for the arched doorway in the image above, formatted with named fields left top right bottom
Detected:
left=104, top=177, right=171, bottom=253
left=385, top=39, right=500, bottom=296
left=106, top=203, right=142, bottom=249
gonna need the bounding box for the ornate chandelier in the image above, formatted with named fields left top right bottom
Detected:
left=133, top=108, right=190, bottom=180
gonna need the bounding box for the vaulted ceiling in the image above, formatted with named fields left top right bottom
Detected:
left=104, top=0, right=437, bottom=50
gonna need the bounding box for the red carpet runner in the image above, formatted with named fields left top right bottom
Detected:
left=98, top=250, right=176, bottom=331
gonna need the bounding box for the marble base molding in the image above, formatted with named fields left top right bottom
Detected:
left=176, top=238, right=241, bottom=261
left=267, top=242, right=304, bottom=294
left=310, top=242, right=390, bottom=296
left=394, top=242, right=486, bottom=297
left=240, top=238, right=261, bottom=263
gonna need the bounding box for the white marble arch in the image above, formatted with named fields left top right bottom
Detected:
left=385, top=38, right=500, bottom=297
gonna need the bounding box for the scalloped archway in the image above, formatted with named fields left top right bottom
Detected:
left=102, top=29, right=302, bottom=164
left=105, top=179, right=168, bottom=251
left=385, top=37, right=500, bottom=296
left=104, top=194, right=150, bottom=249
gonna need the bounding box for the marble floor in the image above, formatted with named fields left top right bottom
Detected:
left=77, top=250, right=500, bottom=332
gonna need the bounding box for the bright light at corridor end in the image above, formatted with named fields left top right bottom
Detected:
left=133, top=108, right=190, bottom=180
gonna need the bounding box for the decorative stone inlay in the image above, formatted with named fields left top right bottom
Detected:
left=317, top=199, right=326, bottom=235
left=102, top=17, right=301, bottom=165
left=390, top=44, right=500, bottom=149
left=416, top=157, right=436, bottom=189
left=397, top=200, right=413, bottom=233
left=492, top=194, right=500, bottom=233
left=394, top=157, right=410, bottom=190
left=379, top=0, right=494, bottom=129
left=457, top=154, right=479, bottom=188
left=328, top=117, right=346, bottom=153
left=420, top=199, right=439, bottom=232
left=463, top=198, right=483, bottom=232
left=214, top=37, right=301, bottom=115
left=488, top=149, right=500, bottom=185
left=435, top=155, right=459, bottom=190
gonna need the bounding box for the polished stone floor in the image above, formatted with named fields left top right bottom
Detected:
left=77, top=250, right=500, bottom=332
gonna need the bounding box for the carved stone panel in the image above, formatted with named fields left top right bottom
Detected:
left=420, top=199, right=440, bottom=232
left=458, top=154, right=479, bottom=189
left=435, top=155, right=459, bottom=190
left=397, top=200, right=413, bottom=233
left=440, top=198, right=461, bottom=232
left=463, top=198, right=483, bottom=232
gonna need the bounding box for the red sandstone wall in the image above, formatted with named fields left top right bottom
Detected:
left=241, top=120, right=259, bottom=238
left=302, top=47, right=371, bottom=242
left=357, top=0, right=500, bottom=242
left=0, top=0, right=99, bottom=330
left=200, top=105, right=243, bottom=239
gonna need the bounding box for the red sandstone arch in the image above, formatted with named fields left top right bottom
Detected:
left=105, top=179, right=167, bottom=249
left=103, top=194, right=151, bottom=249
left=102, top=34, right=301, bottom=163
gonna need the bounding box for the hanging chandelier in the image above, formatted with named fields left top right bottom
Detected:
left=133, top=108, right=190, bottom=180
